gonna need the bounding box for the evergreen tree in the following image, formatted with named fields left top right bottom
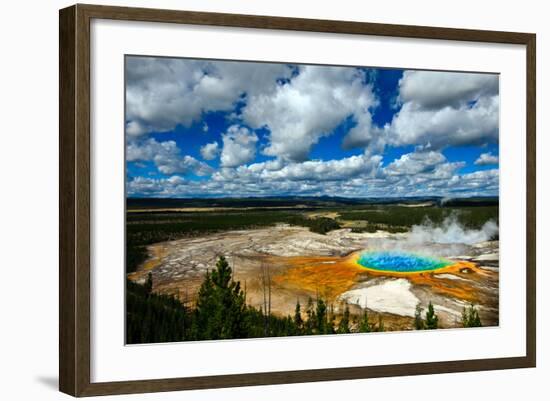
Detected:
left=425, top=301, right=438, bottom=330
left=194, top=256, right=246, bottom=340
left=193, top=270, right=216, bottom=339
left=337, top=304, right=351, bottom=334
left=328, top=315, right=336, bottom=334
left=461, top=307, right=468, bottom=327
left=315, top=298, right=328, bottom=334
left=462, top=304, right=482, bottom=327
left=359, top=309, right=371, bottom=333
left=304, top=297, right=315, bottom=335
left=414, top=303, right=425, bottom=330
left=126, top=279, right=188, bottom=344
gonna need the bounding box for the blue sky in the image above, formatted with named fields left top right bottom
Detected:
left=125, top=56, right=499, bottom=198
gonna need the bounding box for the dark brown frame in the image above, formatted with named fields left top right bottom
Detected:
left=59, top=3, right=536, bottom=397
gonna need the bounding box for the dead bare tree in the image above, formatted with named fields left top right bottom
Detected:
left=261, top=261, right=268, bottom=336
left=260, top=261, right=272, bottom=336
left=268, top=263, right=272, bottom=321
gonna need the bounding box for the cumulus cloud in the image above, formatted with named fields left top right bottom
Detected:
left=386, top=95, right=499, bottom=148
left=220, top=125, right=258, bottom=167
left=242, top=65, right=379, bottom=161
left=127, top=153, right=497, bottom=198
left=265, top=155, right=383, bottom=182
left=126, top=57, right=293, bottom=135
left=127, top=138, right=213, bottom=176
left=381, top=149, right=469, bottom=196
left=382, top=71, right=499, bottom=149
left=126, top=143, right=498, bottom=198
left=398, top=71, right=499, bottom=110
left=125, top=120, right=148, bottom=138
left=475, top=152, right=499, bottom=165
left=341, top=114, right=385, bottom=151
left=213, top=154, right=383, bottom=184
left=200, top=141, right=220, bottom=160
left=125, top=58, right=499, bottom=198
left=447, top=169, right=499, bottom=193
left=127, top=176, right=168, bottom=195
left=157, top=154, right=213, bottom=176
left=385, top=151, right=446, bottom=176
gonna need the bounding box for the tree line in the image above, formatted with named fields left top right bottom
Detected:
left=414, top=301, right=482, bottom=330
left=127, top=256, right=482, bottom=344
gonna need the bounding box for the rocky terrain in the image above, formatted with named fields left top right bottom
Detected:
left=128, top=224, right=499, bottom=330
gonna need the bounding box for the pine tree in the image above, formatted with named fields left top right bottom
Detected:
left=193, top=270, right=216, bottom=339
left=414, top=303, right=425, bottom=330
left=304, top=297, right=315, bottom=335
left=194, top=256, right=246, bottom=340
left=425, top=301, right=438, bottom=330
left=462, top=304, right=482, bottom=328
left=359, top=309, right=371, bottom=333
left=337, top=304, right=351, bottom=334
left=316, top=298, right=328, bottom=334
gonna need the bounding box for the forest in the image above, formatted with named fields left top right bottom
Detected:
left=127, top=256, right=482, bottom=344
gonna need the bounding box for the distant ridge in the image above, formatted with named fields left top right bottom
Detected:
left=127, top=195, right=498, bottom=210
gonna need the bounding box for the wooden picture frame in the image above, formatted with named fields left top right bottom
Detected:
left=59, top=3, right=536, bottom=397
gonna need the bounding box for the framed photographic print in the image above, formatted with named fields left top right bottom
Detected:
left=59, top=4, right=536, bottom=397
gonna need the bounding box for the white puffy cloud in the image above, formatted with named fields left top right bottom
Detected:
left=157, top=154, right=213, bottom=176
left=127, top=176, right=168, bottom=195
left=342, top=71, right=499, bottom=151
left=263, top=155, right=382, bottom=182
left=127, top=138, right=213, bottom=176
left=127, top=152, right=496, bottom=198
left=126, top=145, right=496, bottom=198
left=127, top=58, right=499, bottom=157
left=200, top=141, right=220, bottom=160
left=443, top=169, right=499, bottom=194
left=385, top=151, right=446, bottom=176
left=126, top=57, right=293, bottom=135
left=126, top=138, right=165, bottom=161
left=398, top=71, right=499, bottom=110
left=125, top=120, right=148, bottom=138
left=220, top=125, right=258, bottom=168
left=386, top=94, right=499, bottom=148
left=382, top=71, right=499, bottom=149
left=125, top=59, right=500, bottom=198
left=242, top=65, right=379, bottom=161
left=341, top=113, right=385, bottom=151
left=213, top=154, right=382, bottom=184
left=381, top=150, right=468, bottom=196
left=475, top=152, right=499, bottom=165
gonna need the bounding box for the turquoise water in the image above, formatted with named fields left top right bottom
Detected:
left=357, top=251, right=451, bottom=273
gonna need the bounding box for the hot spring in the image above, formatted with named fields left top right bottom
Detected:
left=356, top=251, right=452, bottom=273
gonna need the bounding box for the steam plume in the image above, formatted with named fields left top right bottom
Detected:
left=408, top=215, right=498, bottom=245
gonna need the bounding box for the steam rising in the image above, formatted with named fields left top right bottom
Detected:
left=359, top=215, right=498, bottom=258
left=408, top=215, right=498, bottom=245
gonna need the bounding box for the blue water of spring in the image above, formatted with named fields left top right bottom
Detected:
left=357, top=251, right=451, bottom=273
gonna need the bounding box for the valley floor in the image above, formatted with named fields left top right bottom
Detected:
left=128, top=224, right=499, bottom=331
